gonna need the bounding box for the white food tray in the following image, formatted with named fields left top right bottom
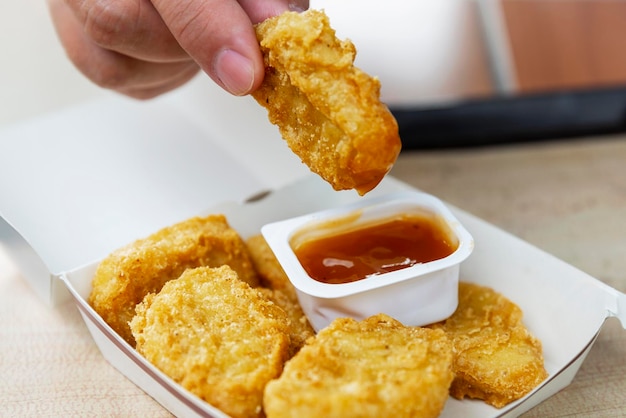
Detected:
left=60, top=175, right=626, bottom=418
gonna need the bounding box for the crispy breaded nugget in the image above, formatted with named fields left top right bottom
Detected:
left=263, top=314, right=453, bottom=418
left=130, top=266, right=291, bottom=418
left=245, top=234, right=297, bottom=298
left=246, top=234, right=315, bottom=356
left=253, top=9, right=401, bottom=195
left=89, top=215, right=258, bottom=346
left=257, top=287, right=314, bottom=358
left=429, top=282, right=548, bottom=408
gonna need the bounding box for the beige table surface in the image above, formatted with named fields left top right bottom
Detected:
left=1, top=136, right=625, bottom=417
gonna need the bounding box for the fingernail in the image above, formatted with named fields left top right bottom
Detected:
left=288, top=2, right=306, bottom=12
left=214, top=49, right=255, bottom=96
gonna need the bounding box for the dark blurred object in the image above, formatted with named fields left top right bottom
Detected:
left=393, top=86, right=626, bottom=150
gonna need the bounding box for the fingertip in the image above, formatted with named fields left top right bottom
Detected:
left=213, top=49, right=260, bottom=96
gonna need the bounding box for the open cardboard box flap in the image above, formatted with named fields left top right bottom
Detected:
left=1, top=75, right=625, bottom=417
left=0, top=76, right=311, bottom=304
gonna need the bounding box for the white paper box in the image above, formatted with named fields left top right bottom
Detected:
left=1, top=79, right=624, bottom=417
left=0, top=76, right=310, bottom=305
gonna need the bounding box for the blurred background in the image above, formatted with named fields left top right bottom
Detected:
left=4, top=0, right=626, bottom=147
left=314, top=0, right=626, bottom=148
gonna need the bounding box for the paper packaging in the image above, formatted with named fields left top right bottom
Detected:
left=0, top=76, right=310, bottom=305
left=1, top=79, right=625, bottom=417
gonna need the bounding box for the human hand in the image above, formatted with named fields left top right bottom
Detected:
left=47, top=0, right=309, bottom=99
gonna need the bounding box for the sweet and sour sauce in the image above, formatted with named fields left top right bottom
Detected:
left=292, top=214, right=458, bottom=284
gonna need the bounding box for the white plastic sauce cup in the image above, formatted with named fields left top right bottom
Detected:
left=262, top=191, right=474, bottom=331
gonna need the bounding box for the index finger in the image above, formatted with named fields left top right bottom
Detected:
left=149, top=0, right=308, bottom=95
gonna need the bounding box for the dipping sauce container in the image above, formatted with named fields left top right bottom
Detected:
left=262, top=191, right=474, bottom=331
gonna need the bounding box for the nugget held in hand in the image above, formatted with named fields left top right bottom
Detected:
left=429, top=282, right=548, bottom=408
left=130, top=266, right=291, bottom=418
left=89, top=215, right=258, bottom=346
left=253, top=9, right=401, bottom=195
left=263, top=314, right=453, bottom=418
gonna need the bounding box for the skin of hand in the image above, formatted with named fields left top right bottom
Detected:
left=47, top=0, right=309, bottom=99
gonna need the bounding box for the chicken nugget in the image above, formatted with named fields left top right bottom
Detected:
left=257, top=287, right=315, bottom=358
left=246, top=234, right=296, bottom=297
left=263, top=314, right=453, bottom=418
left=253, top=9, right=401, bottom=195
left=429, top=282, right=548, bottom=408
left=130, top=266, right=291, bottom=418
left=89, top=214, right=258, bottom=346
left=246, top=234, right=315, bottom=356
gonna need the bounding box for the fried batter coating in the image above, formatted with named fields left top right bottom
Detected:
left=245, top=234, right=297, bottom=298
left=429, top=282, right=548, bottom=408
left=257, top=286, right=314, bottom=358
left=246, top=235, right=315, bottom=357
left=263, top=314, right=453, bottom=418
left=130, top=266, right=291, bottom=418
left=253, top=9, right=402, bottom=195
left=89, top=215, right=258, bottom=346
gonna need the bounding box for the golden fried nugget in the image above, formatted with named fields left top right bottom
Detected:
left=257, top=287, right=315, bottom=358
left=263, top=314, right=453, bottom=418
left=246, top=234, right=297, bottom=298
left=130, top=266, right=291, bottom=418
left=429, top=282, right=548, bottom=408
left=89, top=214, right=258, bottom=346
left=253, top=9, right=401, bottom=195
left=246, top=235, right=315, bottom=356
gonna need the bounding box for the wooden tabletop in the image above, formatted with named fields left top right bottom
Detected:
left=392, top=137, right=626, bottom=417
left=1, top=135, right=625, bottom=417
